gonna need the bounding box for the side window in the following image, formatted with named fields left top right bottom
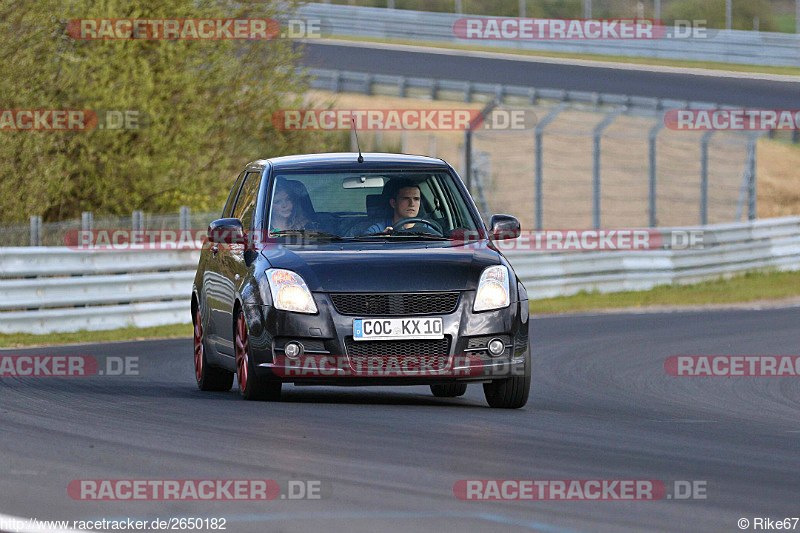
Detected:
left=232, top=171, right=262, bottom=231
left=222, top=171, right=247, bottom=218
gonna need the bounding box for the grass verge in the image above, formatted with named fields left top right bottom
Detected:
left=0, top=323, right=192, bottom=349
left=323, top=35, right=800, bottom=77
left=531, top=269, right=800, bottom=314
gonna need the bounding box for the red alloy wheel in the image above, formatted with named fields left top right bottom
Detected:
left=235, top=313, right=249, bottom=391
left=193, top=307, right=203, bottom=382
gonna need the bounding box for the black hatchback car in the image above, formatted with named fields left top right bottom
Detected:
left=192, top=153, right=530, bottom=408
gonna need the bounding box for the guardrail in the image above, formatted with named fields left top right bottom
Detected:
left=0, top=248, right=199, bottom=334
left=507, top=217, right=800, bottom=298
left=306, top=67, right=731, bottom=111
left=297, top=3, right=800, bottom=67
left=1, top=217, right=798, bottom=334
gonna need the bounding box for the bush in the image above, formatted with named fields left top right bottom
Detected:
left=0, top=0, right=347, bottom=222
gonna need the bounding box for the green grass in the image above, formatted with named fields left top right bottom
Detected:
left=774, top=14, right=797, bottom=34
left=531, top=269, right=800, bottom=314
left=324, top=35, right=800, bottom=77
left=0, top=323, right=192, bottom=349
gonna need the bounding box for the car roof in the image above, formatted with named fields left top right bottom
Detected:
left=248, top=152, right=450, bottom=173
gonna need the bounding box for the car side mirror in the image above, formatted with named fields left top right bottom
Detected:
left=489, top=214, right=520, bottom=240
left=208, top=218, right=244, bottom=244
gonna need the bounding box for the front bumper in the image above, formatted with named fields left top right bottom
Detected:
left=245, top=290, right=529, bottom=385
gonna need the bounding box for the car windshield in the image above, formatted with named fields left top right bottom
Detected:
left=265, top=169, right=480, bottom=240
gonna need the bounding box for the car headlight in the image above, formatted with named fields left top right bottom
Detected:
left=265, top=269, right=318, bottom=314
left=473, top=265, right=510, bottom=312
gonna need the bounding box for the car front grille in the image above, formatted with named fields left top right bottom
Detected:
left=344, top=336, right=452, bottom=373
left=345, top=336, right=450, bottom=356
left=330, top=292, right=460, bottom=316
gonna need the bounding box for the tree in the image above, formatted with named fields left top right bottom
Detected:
left=0, top=0, right=345, bottom=222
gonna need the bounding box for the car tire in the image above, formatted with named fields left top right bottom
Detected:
left=430, top=383, right=467, bottom=397
left=235, top=309, right=281, bottom=401
left=483, top=351, right=530, bottom=409
left=193, top=306, right=234, bottom=392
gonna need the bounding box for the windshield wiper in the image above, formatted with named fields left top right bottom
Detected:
left=355, top=231, right=449, bottom=240
left=270, top=230, right=345, bottom=241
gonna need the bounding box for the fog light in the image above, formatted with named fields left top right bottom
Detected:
left=487, top=338, right=505, bottom=357
left=285, top=342, right=303, bottom=358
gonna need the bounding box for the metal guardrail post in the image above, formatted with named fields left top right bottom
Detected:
left=700, top=130, right=715, bottom=225
left=81, top=211, right=93, bottom=231
left=648, top=116, right=667, bottom=227
left=592, top=111, right=620, bottom=230
left=398, top=76, right=407, bottom=98
left=180, top=206, right=191, bottom=230
left=132, top=210, right=144, bottom=231
left=534, top=104, right=567, bottom=230
left=463, top=82, right=472, bottom=103
left=30, top=216, right=42, bottom=247
left=364, top=73, right=373, bottom=95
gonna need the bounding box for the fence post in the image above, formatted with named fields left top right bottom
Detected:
left=700, top=130, right=715, bottom=225
left=534, top=104, right=567, bottom=230
left=180, top=206, right=191, bottom=230
left=463, top=99, right=499, bottom=195
left=429, top=135, right=437, bottom=158
left=132, top=210, right=144, bottom=231
left=30, top=215, right=42, bottom=247
left=648, top=116, right=666, bottom=227
left=463, top=128, right=472, bottom=192
left=81, top=211, right=93, bottom=231
left=747, top=134, right=758, bottom=220
left=592, top=111, right=620, bottom=230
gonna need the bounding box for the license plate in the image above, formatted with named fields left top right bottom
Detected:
left=353, top=317, right=443, bottom=341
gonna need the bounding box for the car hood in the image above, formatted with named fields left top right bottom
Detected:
left=260, top=241, right=500, bottom=292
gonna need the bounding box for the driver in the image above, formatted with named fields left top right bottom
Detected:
left=363, top=178, right=424, bottom=234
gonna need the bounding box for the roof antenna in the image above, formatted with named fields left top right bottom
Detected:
left=351, top=118, right=363, bottom=163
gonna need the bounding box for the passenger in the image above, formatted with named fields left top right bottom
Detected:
left=269, top=180, right=317, bottom=233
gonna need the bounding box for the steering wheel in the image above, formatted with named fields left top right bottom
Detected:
left=391, top=217, right=443, bottom=235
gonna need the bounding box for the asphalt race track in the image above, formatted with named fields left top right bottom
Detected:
left=1, top=308, right=798, bottom=532
left=299, top=41, right=800, bottom=108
